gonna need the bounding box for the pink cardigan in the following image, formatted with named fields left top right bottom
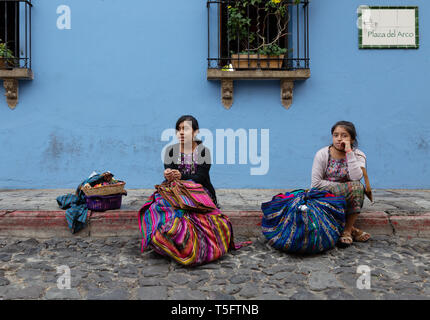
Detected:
left=311, top=146, right=366, bottom=189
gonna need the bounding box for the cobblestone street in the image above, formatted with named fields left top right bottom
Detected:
left=1, top=235, right=429, bottom=300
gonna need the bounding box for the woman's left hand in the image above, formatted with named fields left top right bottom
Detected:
left=173, top=170, right=181, bottom=180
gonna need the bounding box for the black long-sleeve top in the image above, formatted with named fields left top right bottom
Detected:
left=163, top=142, right=218, bottom=206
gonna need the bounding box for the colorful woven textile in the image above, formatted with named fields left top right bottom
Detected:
left=138, top=186, right=242, bottom=266
left=155, top=180, right=216, bottom=213
left=324, top=181, right=364, bottom=215
left=173, top=180, right=217, bottom=212
left=261, top=189, right=346, bottom=253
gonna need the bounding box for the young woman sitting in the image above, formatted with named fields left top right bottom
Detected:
left=311, top=121, right=371, bottom=247
left=138, top=115, right=243, bottom=266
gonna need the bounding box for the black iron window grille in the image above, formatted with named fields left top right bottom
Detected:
left=0, top=0, right=32, bottom=70
left=207, top=0, right=309, bottom=70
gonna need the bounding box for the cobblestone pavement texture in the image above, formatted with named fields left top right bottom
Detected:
left=1, top=235, right=429, bottom=300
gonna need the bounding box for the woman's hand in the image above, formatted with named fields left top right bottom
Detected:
left=164, top=169, right=181, bottom=182
left=342, top=139, right=352, bottom=153
left=164, top=169, right=174, bottom=181
left=172, top=170, right=181, bottom=180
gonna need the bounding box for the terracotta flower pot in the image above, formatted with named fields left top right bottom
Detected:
left=231, top=53, right=285, bottom=69
left=0, top=58, right=15, bottom=69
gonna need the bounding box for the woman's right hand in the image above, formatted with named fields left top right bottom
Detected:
left=164, top=169, right=174, bottom=181
left=341, top=139, right=352, bottom=153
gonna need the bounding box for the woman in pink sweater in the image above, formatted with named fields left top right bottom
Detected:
left=311, top=121, right=370, bottom=247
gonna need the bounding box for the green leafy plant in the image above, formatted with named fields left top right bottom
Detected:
left=0, top=41, right=17, bottom=67
left=227, top=0, right=299, bottom=57
left=257, top=43, right=287, bottom=55
left=227, top=6, right=254, bottom=42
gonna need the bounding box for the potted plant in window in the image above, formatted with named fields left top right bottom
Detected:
left=0, top=41, right=18, bottom=69
left=228, top=0, right=299, bottom=69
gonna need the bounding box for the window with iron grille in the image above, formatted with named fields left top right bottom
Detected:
left=0, top=0, right=32, bottom=109
left=207, top=0, right=309, bottom=71
left=207, top=0, right=310, bottom=109
left=0, top=0, right=32, bottom=70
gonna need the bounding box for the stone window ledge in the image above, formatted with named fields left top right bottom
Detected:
left=207, top=69, right=310, bottom=109
left=0, top=68, right=34, bottom=109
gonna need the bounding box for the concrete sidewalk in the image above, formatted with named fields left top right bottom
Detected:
left=0, top=189, right=430, bottom=238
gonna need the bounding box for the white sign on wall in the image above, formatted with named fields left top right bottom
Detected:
left=358, top=6, right=419, bottom=49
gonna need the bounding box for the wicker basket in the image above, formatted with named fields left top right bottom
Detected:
left=82, top=181, right=126, bottom=196
left=85, top=194, right=124, bottom=212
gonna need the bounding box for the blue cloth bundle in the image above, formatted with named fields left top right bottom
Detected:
left=261, top=189, right=346, bottom=253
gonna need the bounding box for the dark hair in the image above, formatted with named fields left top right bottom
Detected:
left=175, top=115, right=202, bottom=144
left=331, top=120, right=358, bottom=148
left=175, top=115, right=199, bottom=132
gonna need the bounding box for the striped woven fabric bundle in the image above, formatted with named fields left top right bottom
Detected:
left=177, top=181, right=217, bottom=210
left=261, top=189, right=346, bottom=253
left=155, top=185, right=181, bottom=208
left=156, top=180, right=217, bottom=212
left=138, top=189, right=239, bottom=266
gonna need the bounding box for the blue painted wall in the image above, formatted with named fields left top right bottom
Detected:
left=0, top=0, right=429, bottom=189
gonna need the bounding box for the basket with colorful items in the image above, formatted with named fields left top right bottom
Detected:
left=81, top=171, right=127, bottom=211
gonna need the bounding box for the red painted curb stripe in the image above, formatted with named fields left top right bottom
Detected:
left=0, top=210, right=428, bottom=223
left=1, top=210, right=430, bottom=238
left=390, top=215, right=430, bottom=227
left=0, top=211, right=9, bottom=217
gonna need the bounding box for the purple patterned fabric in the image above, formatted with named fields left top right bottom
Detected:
left=325, top=152, right=349, bottom=183
left=177, top=150, right=212, bottom=195
left=177, top=150, right=198, bottom=175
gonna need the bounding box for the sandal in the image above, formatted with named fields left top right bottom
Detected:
left=338, top=231, right=353, bottom=248
left=351, top=227, right=371, bottom=242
